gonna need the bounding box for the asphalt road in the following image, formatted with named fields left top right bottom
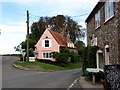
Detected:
left=2, top=56, right=82, bottom=89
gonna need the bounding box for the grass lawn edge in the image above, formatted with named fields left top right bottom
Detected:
left=14, top=61, right=83, bottom=71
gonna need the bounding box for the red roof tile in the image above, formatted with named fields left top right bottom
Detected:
left=49, top=30, right=73, bottom=48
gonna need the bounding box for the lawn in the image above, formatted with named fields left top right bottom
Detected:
left=15, top=61, right=83, bottom=71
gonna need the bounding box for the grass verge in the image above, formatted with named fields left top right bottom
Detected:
left=15, top=61, right=83, bottom=71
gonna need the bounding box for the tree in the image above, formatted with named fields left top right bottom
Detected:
left=75, top=41, right=85, bottom=60
left=75, top=41, right=85, bottom=50
left=66, top=17, right=84, bottom=43
left=15, top=15, right=85, bottom=54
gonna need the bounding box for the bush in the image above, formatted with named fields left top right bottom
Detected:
left=52, top=52, right=68, bottom=66
left=52, top=48, right=79, bottom=66
left=82, top=46, right=98, bottom=69
left=69, top=51, right=79, bottom=63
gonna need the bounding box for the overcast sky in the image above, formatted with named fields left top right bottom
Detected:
left=0, top=0, right=99, bottom=54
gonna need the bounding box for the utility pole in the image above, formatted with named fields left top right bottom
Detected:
left=26, top=10, right=29, bottom=62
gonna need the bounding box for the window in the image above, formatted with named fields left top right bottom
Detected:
left=43, top=52, right=52, bottom=59
left=67, top=42, right=69, bottom=47
left=46, top=36, right=48, bottom=38
left=98, top=53, right=103, bottom=69
left=96, top=50, right=103, bottom=71
left=105, top=0, right=114, bottom=21
left=42, top=39, right=52, bottom=48
left=70, top=43, right=72, bottom=47
left=95, top=10, right=100, bottom=29
left=45, top=40, right=49, bottom=47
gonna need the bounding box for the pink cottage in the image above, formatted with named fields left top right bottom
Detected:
left=35, top=28, right=76, bottom=61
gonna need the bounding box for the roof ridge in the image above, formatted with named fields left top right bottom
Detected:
left=49, top=29, right=70, bottom=38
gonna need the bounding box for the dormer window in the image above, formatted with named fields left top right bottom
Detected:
left=95, top=10, right=100, bottom=29
left=70, top=43, right=72, bottom=47
left=67, top=42, right=69, bottom=47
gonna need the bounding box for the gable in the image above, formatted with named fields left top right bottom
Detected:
left=35, top=28, right=75, bottom=48
left=35, top=28, right=59, bottom=47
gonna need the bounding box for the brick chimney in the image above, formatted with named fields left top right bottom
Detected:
left=62, top=28, right=67, bottom=49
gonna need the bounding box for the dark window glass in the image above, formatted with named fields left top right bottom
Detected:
left=45, top=40, right=49, bottom=47
left=49, top=53, right=52, bottom=58
left=43, top=53, right=45, bottom=58
left=46, top=53, right=48, bottom=58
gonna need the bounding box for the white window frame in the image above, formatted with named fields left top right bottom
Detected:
left=42, top=39, right=52, bottom=48
left=96, top=50, right=104, bottom=72
left=105, top=0, right=114, bottom=22
left=45, top=40, right=49, bottom=47
left=95, top=10, right=100, bottom=29
left=42, top=52, right=52, bottom=59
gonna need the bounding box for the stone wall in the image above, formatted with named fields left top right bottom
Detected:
left=87, top=2, right=120, bottom=65
left=118, top=2, right=120, bottom=63
left=87, top=17, right=95, bottom=46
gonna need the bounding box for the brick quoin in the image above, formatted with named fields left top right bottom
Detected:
left=104, top=41, right=109, bottom=46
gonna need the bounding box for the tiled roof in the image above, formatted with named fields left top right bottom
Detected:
left=49, top=30, right=74, bottom=48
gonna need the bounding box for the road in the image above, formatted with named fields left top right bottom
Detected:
left=2, top=56, right=82, bottom=89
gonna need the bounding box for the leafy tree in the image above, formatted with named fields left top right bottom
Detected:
left=75, top=41, right=85, bottom=59
left=49, top=15, right=66, bottom=33
left=15, top=15, right=85, bottom=54
left=75, top=41, right=85, bottom=50
left=69, top=51, right=79, bottom=63
left=66, top=17, right=84, bottom=43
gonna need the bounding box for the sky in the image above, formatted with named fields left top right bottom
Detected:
left=0, top=0, right=99, bottom=54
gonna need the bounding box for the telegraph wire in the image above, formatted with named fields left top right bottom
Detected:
left=29, top=12, right=89, bottom=24
left=71, top=13, right=89, bottom=17
left=29, top=13, right=89, bottom=19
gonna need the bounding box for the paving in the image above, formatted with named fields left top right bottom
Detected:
left=2, top=56, right=83, bottom=89
left=79, top=76, right=104, bottom=89
left=2, top=56, right=104, bottom=89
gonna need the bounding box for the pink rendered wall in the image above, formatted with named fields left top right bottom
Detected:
left=35, top=29, right=60, bottom=61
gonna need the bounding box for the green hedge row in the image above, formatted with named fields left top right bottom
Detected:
left=52, top=48, right=79, bottom=66
left=82, top=46, right=98, bottom=69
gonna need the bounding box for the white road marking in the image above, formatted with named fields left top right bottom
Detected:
left=67, top=78, right=79, bottom=90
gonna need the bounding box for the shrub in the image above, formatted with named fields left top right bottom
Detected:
left=52, top=51, right=68, bottom=66
left=52, top=48, right=79, bottom=66
left=82, top=46, right=98, bottom=69
left=69, top=51, right=79, bottom=63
